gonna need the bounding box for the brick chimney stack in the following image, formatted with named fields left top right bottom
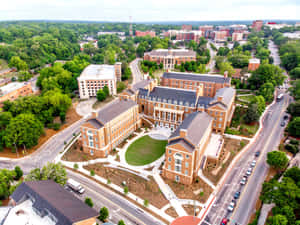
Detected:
left=224, top=71, right=228, bottom=78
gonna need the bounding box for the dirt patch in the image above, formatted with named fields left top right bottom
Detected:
left=265, top=167, right=277, bottom=182
left=183, top=204, right=202, bottom=216
left=0, top=106, right=82, bottom=158
left=62, top=140, right=100, bottom=162
left=117, top=140, right=128, bottom=148
left=165, top=207, right=178, bottom=218
left=203, top=138, right=249, bottom=185
left=1, top=198, right=10, bottom=206
left=84, top=163, right=168, bottom=208
left=163, top=177, right=213, bottom=203
left=92, top=96, right=115, bottom=110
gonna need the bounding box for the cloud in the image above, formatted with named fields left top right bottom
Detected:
left=0, top=0, right=299, bottom=21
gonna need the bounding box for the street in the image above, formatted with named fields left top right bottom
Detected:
left=130, top=58, right=143, bottom=83
left=67, top=169, right=164, bottom=225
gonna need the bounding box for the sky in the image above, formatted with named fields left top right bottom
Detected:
left=0, top=0, right=300, bottom=22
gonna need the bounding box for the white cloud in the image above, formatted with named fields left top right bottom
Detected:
left=0, top=0, right=299, bottom=21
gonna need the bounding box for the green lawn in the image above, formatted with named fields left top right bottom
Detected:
left=125, top=135, right=167, bottom=166
left=238, top=95, right=256, bottom=103
left=0, top=59, right=8, bottom=70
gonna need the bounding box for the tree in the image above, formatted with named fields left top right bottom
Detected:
left=25, top=162, right=67, bottom=185
left=267, top=151, right=288, bottom=170
left=287, top=101, right=300, bottom=117
left=268, top=214, right=288, bottom=225
left=287, top=117, right=300, bottom=137
left=59, top=111, right=66, bottom=123
left=4, top=113, right=44, bottom=150
left=98, top=207, right=109, bottom=222
left=219, top=62, right=235, bottom=77
left=244, top=103, right=260, bottom=124
left=124, top=186, right=129, bottom=195
left=117, top=81, right=126, bottom=93
left=9, top=56, right=28, bottom=71
left=259, top=82, right=274, bottom=103
left=290, top=67, right=300, bottom=79
left=0, top=169, right=16, bottom=199
left=118, top=220, right=126, bottom=225
left=0, top=112, right=12, bottom=129
left=284, top=167, right=300, bottom=184
left=14, top=166, right=23, bottom=180
left=84, top=197, right=93, bottom=207
left=103, top=85, right=110, bottom=97
left=290, top=79, right=300, bottom=100
left=144, top=199, right=149, bottom=207
left=251, top=95, right=266, bottom=115
left=96, top=89, right=106, bottom=101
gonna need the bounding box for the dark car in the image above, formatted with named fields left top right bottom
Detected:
left=220, top=218, right=228, bottom=225
left=234, top=191, right=241, bottom=199
left=255, top=151, right=260, bottom=157
left=281, top=122, right=285, bottom=127
left=283, top=115, right=289, bottom=120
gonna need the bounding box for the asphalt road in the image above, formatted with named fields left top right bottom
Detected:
left=67, top=169, right=164, bottom=225
left=130, top=58, right=143, bottom=83
left=207, top=40, right=216, bottom=72
left=201, top=91, right=290, bottom=225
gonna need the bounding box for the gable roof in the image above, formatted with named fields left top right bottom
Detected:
left=95, top=99, right=137, bottom=124
left=11, top=181, right=98, bottom=225
left=169, top=111, right=213, bottom=147
left=162, top=72, right=230, bottom=84
left=168, top=139, right=195, bottom=153
left=210, top=87, right=235, bottom=108
left=86, top=118, right=103, bottom=129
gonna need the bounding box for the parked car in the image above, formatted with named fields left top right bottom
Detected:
left=283, top=115, right=289, bottom=120
left=227, top=201, right=235, bottom=212
left=234, top=191, right=240, bottom=199
left=220, top=218, right=228, bottom=225
left=240, top=176, right=247, bottom=185
left=255, top=151, right=260, bottom=157
left=251, top=160, right=256, bottom=167
left=67, top=179, right=85, bottom=194
left=246, top=167, right=253, bottom=176
left=281, top=121, right=285, bottom=127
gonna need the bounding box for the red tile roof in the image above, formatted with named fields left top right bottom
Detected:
left=171, top=216, right=201, bottom=225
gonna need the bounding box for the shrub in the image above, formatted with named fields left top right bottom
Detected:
left=124, top=186, right=129, bottom=195
left=290, top=139, right=299, bottom=146
left=90, top=170, right=95, bottom=176
left=118, top=220, right=126, bottom=225
left=285, top=144, right=299, bottom=155
left=85, top=197, right=93, bottom=207
left=14, top=166, right=23, bottom=180
left=73, top=163, right=79, bottom=170
left=144, top=199, right=149, bottom=207
left=107, top=179, right=111, bottom=184
left=53, top=123, right=61, bottom=130
left=98, top=207, right=109, bottom=222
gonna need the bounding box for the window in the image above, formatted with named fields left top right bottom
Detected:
left=185, top=162, right=189, bottom=167
left=168, top=149, right=172, bottom=154
left=168, top=157, right=172, bottom=162
left=175, top=165, right=181, bottom=172
left=175, top=175, right=180, bottom=182
left=186, top=154, right=189, bottom=159
left=168, top=165, right=171, bottom=170
left=185, top=170, right=188, bottom=175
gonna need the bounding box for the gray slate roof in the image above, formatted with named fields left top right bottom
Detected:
left=87, top=118, right=103, bottom=129
left=96, top=99, right=137, bottom=124
left=11, top=181, right=98, bottom=225
left=169, top=111, right=213, bottom=147
left=162, top=72, right=230, bottom=84
left=168, top=139, right=195, bottom=152
left=210, top=87, right=235, bottom=108
left=131, top=79, right=153, bottom=92
left=138, top=86, right=198, bottom=107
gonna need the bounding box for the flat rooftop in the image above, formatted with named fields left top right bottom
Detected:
left=205, top=133, right=224, bottom=159
left=78, top=64, right=116, bottom=81
left=249, top=58, right=260, bottom=64
left=145, top=49, right=196, bottom=57
left=0, top=82, right=28, bottom=96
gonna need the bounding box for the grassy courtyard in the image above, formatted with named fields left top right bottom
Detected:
left=125, top=135, right=167, bottom=166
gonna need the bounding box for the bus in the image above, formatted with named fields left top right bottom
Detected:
left=276, top=93, right=284, bottom=102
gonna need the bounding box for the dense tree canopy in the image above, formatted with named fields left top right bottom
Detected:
left=266, top=151, right=289, bottom=170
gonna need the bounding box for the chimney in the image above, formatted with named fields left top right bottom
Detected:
left=114, top=62, right=122, bottom=81
left=217, top=96, right=223, bottom=102
left=92, top=110, right=98, bottom=118
left=196, top=84, right=204, bottom=97
left=197, top=105, right=204, bottom=112
left=128, top=84, right=132, bottom=90
left=180, top=129, right=187, bottom=138
left=224, top=71, right=228, bottom=78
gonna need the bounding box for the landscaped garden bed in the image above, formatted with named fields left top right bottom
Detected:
left=125, top=135, right=167, bottom=166
left=183, top=204, right=202, bottom=216
left=203, top=138, right=249, bottom=185
left=62, top=140, right=99, bottom=162
left=165, top=207, right=178, bottom=218
left=163, top=176, right=213, bottom=203
left=84, top=163, right=168, bottom=208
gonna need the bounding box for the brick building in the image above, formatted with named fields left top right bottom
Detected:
left=199, top=25, right=214, bottom=38
left=176, top=31, right=203, bottom=42
left=0, top=82, right=33, bottom=103
left=181, top=25, right=193, bottom=31
left=8, top=180, right=98, bottom=225
left=252, top=20, right=263, bottom=31
left=80, top=99, right=141, bottom=157
left=232, top=32, right=244, bottom=41
left=160, top=72, right=231, bottom=97
left=137, top=84, right=235, bottom=134
left=77, top=63, right=121, bottom=99
left=214, top=30, right=228, bottom=42
left=135, top=30, right=156, bottom=37
left=163, top=111, right=213, bottom=184
left=248, top=58, right=260, bottom=71
left=143, top=49, right=196, bottom=70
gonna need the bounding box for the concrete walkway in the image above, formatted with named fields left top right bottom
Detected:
left=223, top=133, right=252, bottom=141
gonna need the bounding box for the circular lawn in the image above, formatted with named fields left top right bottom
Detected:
left=125, top=135, right=167, bottom=166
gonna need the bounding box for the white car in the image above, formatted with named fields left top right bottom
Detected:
left=240, top=177, right=247, bottom=185
left=251, top=160, right=256, bottom=167
left=227, top=201, right=235, bottom=212
left=246, top=167, right=253, bottom=176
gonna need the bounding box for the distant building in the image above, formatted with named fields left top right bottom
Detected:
left=232, top=32, right=244, bottom=41
left=135, top=30, right=156, bottom=37
left=0, top=82, right=33, bottom=103
left=252, top=20, right=264, bottom=31
left=176, top=31, right=203, bottom=42
left=5, top=180, right=98, bottom=225
left=214, top=30, right=228, bottom=42
left=248, top=58, right=260, bottom=71
left=77, top=63, right=122, bottom=99
left=199, top=25, right=214, bottom=38
left=143, top=49, right=196, bottom=70
left=181, top=25, right=193, bottom=31
left=265, top=23, right=292, bottom=30
left=97, top=31, right=125, bottom=36
left=80, top=99, right=141, bottom=157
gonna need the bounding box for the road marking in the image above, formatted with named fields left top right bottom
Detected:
left=229, top=96, right=288, bottom=224
left=67, top=170, right=151, bottom=225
